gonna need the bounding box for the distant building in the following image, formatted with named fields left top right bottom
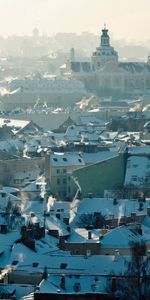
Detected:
left=69, top=26, right=150, bottom=98
left=2, top=76, right=86, bottom=110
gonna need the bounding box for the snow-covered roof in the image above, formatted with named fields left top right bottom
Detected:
left=79, top=115, right=106, bottom=126
left=50, top=152, right=85, bottom=167
left=101, top=223, right=150, bottom=248
left=0, top=231, right=20, bottom=253
left=8, top=243, right=130, bottom=275
left=0, top=118, right=29, bottom=130
left=124, top=156, right=150, bottom=186
left=120, top=62, right=150, bottom=73
left=66, top=228, right=100, bottom=244
left=128, top=145, right=150, bottom=155
left=0, top=140, right=24, bottom=154
left=2, top=187, right=19, bottom=194
left=37, top=274, right=108, bottom=295
left=21, top=175, right=48, bottom=193
left=46, top=215, right=70, bottom=236
left=82, top=151, right=118, bottom=164
left=70, top=198, right=150, bottom=226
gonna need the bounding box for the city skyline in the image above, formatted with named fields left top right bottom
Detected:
left=0, top=0, right=150, bottom=43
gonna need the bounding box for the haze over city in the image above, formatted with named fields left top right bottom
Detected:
left=1, top=1, right=150, bottom=300
left=0, top=0, right=150, bottom=43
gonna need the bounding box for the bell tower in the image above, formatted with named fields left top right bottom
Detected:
left=92, top=26, right=118, bottom=69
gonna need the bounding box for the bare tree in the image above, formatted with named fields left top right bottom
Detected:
left=107, top=241, right=150, bottom=300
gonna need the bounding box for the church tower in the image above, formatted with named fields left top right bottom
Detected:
left=92, top=26, right=118, bottom=69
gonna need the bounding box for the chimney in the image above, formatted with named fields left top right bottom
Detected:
left=114, top=249, right=120, bottom=261
left=100, top=228, right=108, bottom=236
left=88, top=193, right=93, bottom=199
left=136, top=223, right=142, bottom=235
left=147, top=250, right=150, bottom=259
left=147, top=207, right=150, bottom=217
left=88, top=231, right=92, bottom=239
left=109, top=213, right=114, bottom=220
left=131, top=212, right=136, bottom=221
left=59, top=236, right=65, bottom=250
left=60, top=275, right=66, bottom=290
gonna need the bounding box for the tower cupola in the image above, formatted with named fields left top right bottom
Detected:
left=101, top=26, right=110, bottom=47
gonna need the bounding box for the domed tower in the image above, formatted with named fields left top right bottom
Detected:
left=92, top=26, right=118, bottom=70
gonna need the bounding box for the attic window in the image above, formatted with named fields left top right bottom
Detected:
left=60, top=263, right=67, bottom=269
left=53, top=158, right=58, bottom=162
left=32, top=262, right=39, bottom=267
left=63, top=158, right=67, bottom=162
left=12, top=260, right=18, bottom=265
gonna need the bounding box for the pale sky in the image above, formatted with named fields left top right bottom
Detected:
left=0, top=0, right=150, bottom=42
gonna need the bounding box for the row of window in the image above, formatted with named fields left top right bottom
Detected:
left=93, top=51, right=116, bottom=56
left=57, top=178, right=67, bottom=184
left=57, top=168, right=66, bottom=174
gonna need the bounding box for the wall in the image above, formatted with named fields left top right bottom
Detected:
left=70, top=153, right=125, bottom=198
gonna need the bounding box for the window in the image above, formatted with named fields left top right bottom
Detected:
left=78, top=159, right=82, bottom=163
left=53, top=157, right=58, bottom=162
left=63, top=178, right=66, bottom=184
left=63, top=157, right=67, bottom=162
left=32, top=262, right=39, bottom=267
left=132, top=176, right=137, bottom=181
left=57, top=169, right=60, bottom=174
left=57, top=178, right=60, bottom=184
left=63, top=169, right=66, bottom=174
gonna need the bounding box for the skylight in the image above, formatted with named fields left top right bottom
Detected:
left=32, top=262, right=39, bottom=267
left=60, top=263, right=67, bottom=269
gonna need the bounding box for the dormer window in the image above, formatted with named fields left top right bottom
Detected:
left=60, top=263, right=67, bottom=269
left=53, top=157, right=58, bottom=162
left=32, top=262, right=39, bottom=267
